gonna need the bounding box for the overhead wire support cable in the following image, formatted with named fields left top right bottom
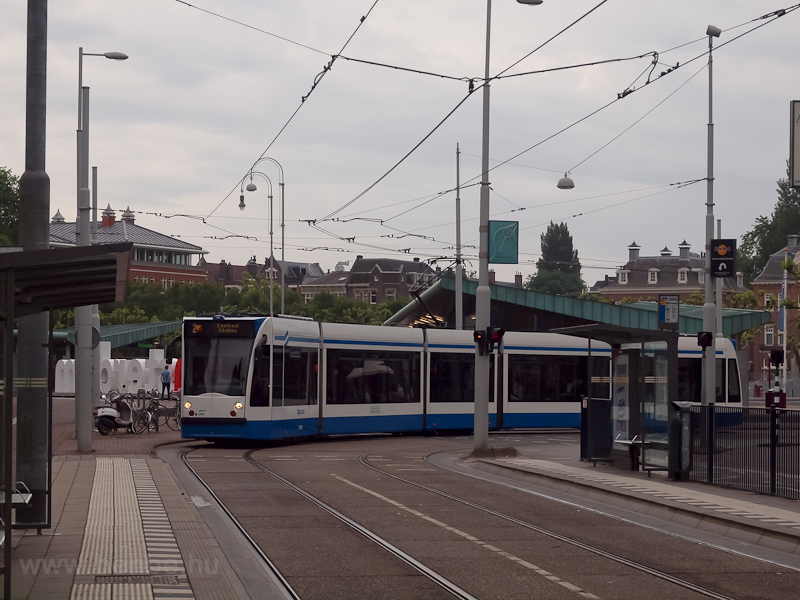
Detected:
left=205, top=1, right=382, bottom=221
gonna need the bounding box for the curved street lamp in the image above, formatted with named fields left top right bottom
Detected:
left=240, top=171, right=275, bottom=316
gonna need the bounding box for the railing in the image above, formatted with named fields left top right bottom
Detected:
left=689, top=405, right=800, bottom=500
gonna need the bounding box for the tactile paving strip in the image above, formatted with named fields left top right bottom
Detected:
left=71, top=458, right=195, bottom=600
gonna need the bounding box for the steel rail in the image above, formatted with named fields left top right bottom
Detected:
left=180, top=448, right=301, bottom=600
left=243, top=449, right=479, bottom=600
left=359, top=453, right=738, bottom=600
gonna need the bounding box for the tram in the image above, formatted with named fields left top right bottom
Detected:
left=179, top=315, right=740, bottom=441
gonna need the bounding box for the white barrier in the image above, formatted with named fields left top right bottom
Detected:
left=55, top=349, right=176, bottom=397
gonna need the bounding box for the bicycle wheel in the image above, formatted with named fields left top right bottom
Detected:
left=157, top=404, right=170, bottom=428
left=132, top=411, right=149, bottom=434
left=165, top=406, right=180, bottom=430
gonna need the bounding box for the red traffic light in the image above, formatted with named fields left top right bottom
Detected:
left=487, top=327, right=505, bottom=347
left=697, top=331, right=713, bottom=348
left=473, top=329, right=487, bottom=355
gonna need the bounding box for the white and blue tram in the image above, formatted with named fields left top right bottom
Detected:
left=180, top=315, right=741, bottom=441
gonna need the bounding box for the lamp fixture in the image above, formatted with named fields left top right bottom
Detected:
left=557, top=173, right=575, bottom=189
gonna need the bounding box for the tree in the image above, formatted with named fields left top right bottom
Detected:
left=0, top=167, right=20, bottom=246
left=524, top=221, right=584, bottom=295
left=739, top=162, right=800, bottom=284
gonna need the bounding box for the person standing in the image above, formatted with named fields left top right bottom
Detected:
left=161, top=366, right=171, bottom=399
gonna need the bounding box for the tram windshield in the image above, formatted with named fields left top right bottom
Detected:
left=184, top=336, right=253, bottom=397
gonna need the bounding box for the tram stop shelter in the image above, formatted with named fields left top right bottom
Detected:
left=386, top=274, right=773, bottom=478
left=0, top=243, right=132, bottom=591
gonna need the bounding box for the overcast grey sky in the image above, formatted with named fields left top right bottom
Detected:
left=2, top=1, right=798, bottom=285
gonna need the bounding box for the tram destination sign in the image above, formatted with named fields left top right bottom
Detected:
left=711, top=238, right=736, bottom=278
left=187, top=319, right=255, bottom=338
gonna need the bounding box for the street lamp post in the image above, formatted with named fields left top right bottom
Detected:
left=474, top=0, right=543, bottom=451
left=702, top=26, right=720, bottom=407
left=244, top=158, right=285, bottom=312
left=75, top=47, right=127, bottom=452
left=240, top=171, right=274, bottom=316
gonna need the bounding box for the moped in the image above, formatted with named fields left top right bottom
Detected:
left=93, top=391, right=146, bottom=435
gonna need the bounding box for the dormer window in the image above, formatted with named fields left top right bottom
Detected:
left=648, top=269, right=659, bottom=284
left=618, top=270, right=629, bottom=285
left=678, top=268, right=688, bottom=284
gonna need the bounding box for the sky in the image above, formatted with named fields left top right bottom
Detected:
left=2, top=1, right=799, bottom=287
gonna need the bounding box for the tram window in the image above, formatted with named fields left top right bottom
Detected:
left=508, top=355, right=584, bottom=402
left=279, top=347, right=318, bottom=406
left=727, top=359, right=741, bottom=404
left=430, top=353, right=475, bottom=403
left=326, top=349, right=419, bottom=404
left=184, top=337, right=252, bottom=397
left=250, top=345, right=270, bottom=407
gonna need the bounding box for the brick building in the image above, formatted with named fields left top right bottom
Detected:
left=590, top=240, right=745, bottom=302
left=49, top=205, right=207, bottom=287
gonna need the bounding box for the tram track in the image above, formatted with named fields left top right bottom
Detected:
left=180, top=440, right=783, bottom=600
left=241, top=449, right=481, bottom=600
left=358, top=451, right=740, bottom=600
left=180, top=447, right=301, bottom=600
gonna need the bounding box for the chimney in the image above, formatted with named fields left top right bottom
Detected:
left=660, top=246, right=672, bottom=257
left=788, top=234, right=800, bottom=248
left=101, top=204, right=116, bottom=227
left=678, top=239, right=691, bottom=259
left=488, top=270, right=495, bottom=283
left=121, top=206, right=135, bottom=224
left=515, top=272, right=523, bottom=288
left=628, top=241, right=640, bottom=261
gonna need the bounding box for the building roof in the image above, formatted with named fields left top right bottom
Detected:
left=62, top=321, right=181, bottom=349
left=385, top=277, right=770, bottom=336
left=348, top=256, right=430, bottom=285
left=301, top=270, right=349, bottom=288
left=751, top=235, right=800, bottom=284
left=50, top=219, right=205, bottom=254
left=275, top=259, right=325, bottom=283
left=591, top=243, right=745, bottom=294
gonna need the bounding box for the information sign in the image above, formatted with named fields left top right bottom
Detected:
left=488, top=221, right=519, bottom=264
left=710, top=238, right=736, bottom=278
left=658, top=294, right=679, bottom=330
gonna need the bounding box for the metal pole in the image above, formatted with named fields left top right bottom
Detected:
left=280, top=181, right=285, bottom=314
left=269, top=193, right=274, bottom=317
left=17, top=0, right=52, bottom=531
left=474, top=0, right=493, bottom=451
left=76, top=86, right=93, bottom=451
left=702, top=28, right=718, bottom=407
left=455, top=143, right=463, bottom=330
left=783, top=246, right=788, bottom=390
left=716, top=219, right=723, bottom=337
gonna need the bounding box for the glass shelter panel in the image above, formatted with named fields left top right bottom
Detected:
left=642, top=341, right=669, bottom=471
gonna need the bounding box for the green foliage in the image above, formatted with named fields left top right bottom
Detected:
left=524, top=221, right=584, bottom=295
left=102, top=307, right=152, bottom=325
left=0, top=167, right=20, bottom=246
left=739, top=161, right=800, bottom=284
left=296, top=292, right=399, bottom=325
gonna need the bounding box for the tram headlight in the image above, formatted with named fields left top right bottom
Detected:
left=184, top=401, right=192, bottom=410
left=234, top=402, right=243, bottom=410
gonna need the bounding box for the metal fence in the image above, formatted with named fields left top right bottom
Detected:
left=688, top=405, right=800, bottom=500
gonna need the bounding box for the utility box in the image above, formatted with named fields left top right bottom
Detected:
left=668, top=401, right=693, bottom=480
left=765, top=390, right=786, bottom=409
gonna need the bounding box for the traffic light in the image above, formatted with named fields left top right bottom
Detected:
left=486, top=327, right=506, bottom=352
left=771, top=349, right=784, bottom=366
left=473, top=329, right=487, bottom=355
left=697, top=331, right=713, bottom=348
